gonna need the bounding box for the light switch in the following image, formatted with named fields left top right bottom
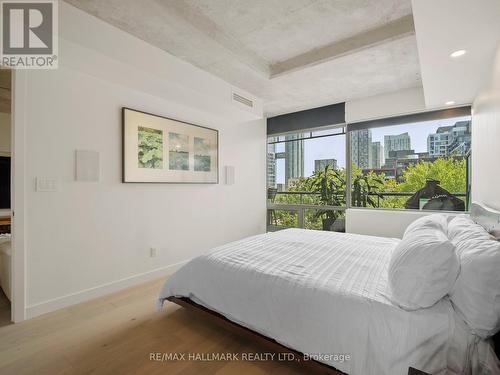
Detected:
left=75, top=150, right=100, bottom=182
left=36, top=177, right=59, bottom=192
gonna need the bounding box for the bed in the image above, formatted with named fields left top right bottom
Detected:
left=158, top=204, right=500, bottom=374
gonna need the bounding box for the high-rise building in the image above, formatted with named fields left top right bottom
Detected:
left=384, top=149, right=418, bottom=167
left=314, top=158, right=337, bottom=172
left=351, top=129, right=372, bottom=169
left=284, top=134, right=304, bottom=188
left=384, top=132, right=411, bottom=159
left=383, top=149, right=419, bottom=181
left=370, top=142, right=384, bottom=169
left=266, top=143, right=276, bottom=188
left=427, top=121, right=471, bottom=157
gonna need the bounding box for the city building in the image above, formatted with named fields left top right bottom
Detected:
left=382, top=149, right=418, bottom=181
left=428, top=121, right=471, bottom=157
left=384, top=132, right=411, bottom=159
left=351, top=129, right=372, bottom=169
left=381, top=149, right=442, bottom=181
left=370, top=142, right=384, bottom=169
left=284, top=134, right=304, bottom=188
left=266, top=144, right=276, bottom=188
left=314, top=158, right=338, bottom=172
left=384, top=149, right=418, bottom=168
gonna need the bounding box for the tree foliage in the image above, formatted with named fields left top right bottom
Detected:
left=397, top=158, right=466, bottom=193
left=269, top=157, right=467, bottom=229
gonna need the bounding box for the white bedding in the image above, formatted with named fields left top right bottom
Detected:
left=158, top=229, right=482, bottom=375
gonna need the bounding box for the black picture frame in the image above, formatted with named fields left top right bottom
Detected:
left=122, top=107, right=219, bottom=184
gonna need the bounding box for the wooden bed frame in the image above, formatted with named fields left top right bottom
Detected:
left=167, top=203, right=500, bottom=375
left=168, top=296, right=347, bottom=375
left=168, top=296, right=428, bottom=375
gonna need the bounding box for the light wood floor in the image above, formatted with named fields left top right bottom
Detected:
left=0, top=278, right=308, bottom=375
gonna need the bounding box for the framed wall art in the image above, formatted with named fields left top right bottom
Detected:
left=122, top=108, right=218, bottom=183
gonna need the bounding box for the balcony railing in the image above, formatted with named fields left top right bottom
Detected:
left=267, top=203, right=345, bottom=232
left=267, top=191, right=468, bottom=232
left=270, top=191, right=467, bottom=206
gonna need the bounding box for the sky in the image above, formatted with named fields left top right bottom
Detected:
left=274, top=116, right=470, bottom=185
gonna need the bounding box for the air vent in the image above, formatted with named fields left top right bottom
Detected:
left=232, top=92, right=253, bottom=108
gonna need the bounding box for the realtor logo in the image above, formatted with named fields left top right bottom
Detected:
left=1, top=0, right=58, bottom=69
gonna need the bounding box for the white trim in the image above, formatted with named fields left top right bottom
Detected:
left=26, top=260, right=189, bottom=319
left=11, top=69, right=27, bottom=323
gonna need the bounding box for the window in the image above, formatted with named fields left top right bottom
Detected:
left=267, top=127, right=346, bottom=232
left=349, top=114, right=471, bottom=211
left=266, top=108, right=472, bottom=233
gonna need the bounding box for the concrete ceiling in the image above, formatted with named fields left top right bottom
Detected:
left=65, top=0, right=421, bottom=116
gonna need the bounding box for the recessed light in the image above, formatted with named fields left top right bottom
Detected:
left=445, top=101, right=455, bottom=106
left=450, top=50, right=466, bottom=58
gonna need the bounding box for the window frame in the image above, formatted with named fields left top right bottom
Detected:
left=266, top=106, right=472, bottom=216
left=266, top=122, right=348, bottom=194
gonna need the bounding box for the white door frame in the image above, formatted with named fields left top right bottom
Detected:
left=11, top=69, right=27, bottom=322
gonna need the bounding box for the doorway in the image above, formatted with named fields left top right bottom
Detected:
left=0, top=68, right=12, bottom=325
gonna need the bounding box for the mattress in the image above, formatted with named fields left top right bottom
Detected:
left=158, top=229, right=478, bottom=375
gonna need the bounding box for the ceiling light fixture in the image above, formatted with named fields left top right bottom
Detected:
left=445, top=101, right=456, bottom=106
left=450, top=50, right=466, bottom=58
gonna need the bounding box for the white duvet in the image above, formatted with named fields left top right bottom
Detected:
left=158, top=229, right=483, bottom=375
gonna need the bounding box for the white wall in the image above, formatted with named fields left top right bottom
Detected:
left=345, top=87, right=426, bottom=124
left=58, top=3, right=262, bottom=122
left=346, top=209, right=461, bottom=239
left=347, top=209, right=428, bottom=238
left=472, top=46, right=500, bottom=210
left=18, top=3, right=266, bottom=318
left=0, top=112, right=10, bottom=156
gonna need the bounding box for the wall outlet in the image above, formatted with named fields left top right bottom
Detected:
left=149, top=247, right=157, bottom=258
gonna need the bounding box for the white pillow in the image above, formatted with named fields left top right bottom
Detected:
left=450, top=238, right=500, bottom=338
left=404, top=214, right=450, bottom=238
left=388, top=228, right=459, bottom=310
left=448, top=215, right=492, bottom=247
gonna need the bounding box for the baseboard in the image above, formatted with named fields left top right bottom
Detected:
left=25, top=260, right=190, bottom=319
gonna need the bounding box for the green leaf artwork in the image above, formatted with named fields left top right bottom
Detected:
left=138, top=126, right=163, bottom=169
